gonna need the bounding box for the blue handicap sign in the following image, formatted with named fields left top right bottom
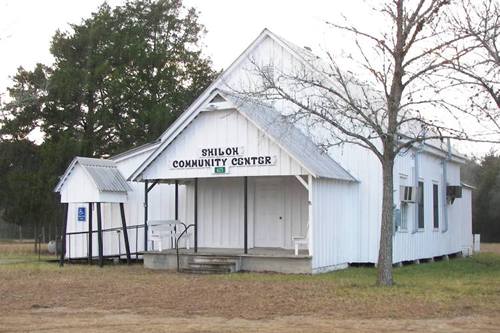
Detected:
left=77, top=207, right=86, bottom=222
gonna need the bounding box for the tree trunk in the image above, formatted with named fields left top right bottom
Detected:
left=377, top=157, right=395, bottom=286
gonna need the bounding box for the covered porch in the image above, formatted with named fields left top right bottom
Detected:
left=129, top=91, right=356, bottom=273
left=143, top=175, right=313, bottom=273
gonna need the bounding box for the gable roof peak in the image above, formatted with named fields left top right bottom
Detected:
left=55, top=156, right=131, bottom=193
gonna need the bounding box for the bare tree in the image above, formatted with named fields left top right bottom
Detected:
left=447, top=0, right=499, bottom=129
left=239, top=0, right=500, bottom=286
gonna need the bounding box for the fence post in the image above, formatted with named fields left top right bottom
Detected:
left=59, top=203, right=68, bottom=267
left=96, top=202, right=104, bottom=268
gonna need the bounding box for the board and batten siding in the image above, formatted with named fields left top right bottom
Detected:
left=181, top=176, right=308, bottom=250
left=313, top=142, right=472, bottom=268
left=60, top=165, right=101, bottom=203
left=327, top=143, right=382, bottom=264
left=311, top=178, right=359, bottom=272
left=142, top=109, right=308, bottom=180
left=393, top=150, right=472, bottom=262
left=223, top=31, right=473, bottom=266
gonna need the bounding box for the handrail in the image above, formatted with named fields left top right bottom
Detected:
left=65, top=224, right=145, bottom=259
left=66, top=224, right=144, bottom=236
left=175, top=223, right=194, bottom=272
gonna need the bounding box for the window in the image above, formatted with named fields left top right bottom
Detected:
left=400, top=203, right=408, bottom=231
left=433, top=183, right=439, bottom=229
left=418, top=181, right=425, bottom=229
left=399, top=174, right=409, bottom=231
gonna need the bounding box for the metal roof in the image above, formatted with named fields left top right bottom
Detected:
left=54, top=157, right=132, bottom=193
left=271, top=31, right=469, bottom=163
left=109, top=140, right=161, bottom=162
left=222, top=92, right=356, bottom=181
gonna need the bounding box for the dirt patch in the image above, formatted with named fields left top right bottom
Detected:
left=481, top=243, right=500, bottom=254
left=0, top=264, right=480, bottom=320
left=1, top=247, right=500, bottom=332
left=1, top=309, right=499, bottom=333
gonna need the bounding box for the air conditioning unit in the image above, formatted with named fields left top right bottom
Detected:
left=400, top=186, right=416, bottom=202
left=446, top=185, right=462, bottom=204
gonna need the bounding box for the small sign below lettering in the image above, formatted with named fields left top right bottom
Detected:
left=214, top=166, right=227, bottom=174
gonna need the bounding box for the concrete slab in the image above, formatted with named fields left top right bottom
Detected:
left=144, top=247, right=312, bottom=274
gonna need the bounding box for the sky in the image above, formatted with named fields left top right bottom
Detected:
left=0, top=0, right=365, bottom=92
left=0, top=0, right=497, bottom=156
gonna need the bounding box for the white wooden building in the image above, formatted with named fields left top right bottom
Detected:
left=56, top=29, right=473, bottom=273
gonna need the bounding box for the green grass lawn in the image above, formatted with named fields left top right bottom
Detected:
left=208, top=253, right=500, bottom=317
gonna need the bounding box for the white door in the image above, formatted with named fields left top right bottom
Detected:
left=254, top=178, right=285, bottom=248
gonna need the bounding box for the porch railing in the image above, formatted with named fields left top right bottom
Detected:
left=65, top=224, right=145, bottom=261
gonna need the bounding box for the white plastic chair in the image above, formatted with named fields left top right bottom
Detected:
left=292, top=224, right=309, bottom=256
left=148, top=220, right=191, bottom=251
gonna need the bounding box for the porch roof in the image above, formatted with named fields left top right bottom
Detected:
left=223, top=93, right=356, bottom=181
left=130, top=90, right=356, bottom=182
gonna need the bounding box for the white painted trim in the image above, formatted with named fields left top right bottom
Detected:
left=54, top=157, right=78, bottom=192
left=132, top=90, right=319, bottom=181
left=129, top=30, right=279, bottom=181
left=307, top=175, right=313, bottom=256
left=295, top=175, right=308, bottom=190
left=110, top=142, right=160, bottom=163
left=129, top=90, right=223, bottom=181
left=129, top=28, right=329, bottom=182
left=200, top=101, right=235, bottom=112
left=159, top=30, right=273, bottom=141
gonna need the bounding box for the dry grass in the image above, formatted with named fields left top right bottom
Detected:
left=0, top=241, right=51, bottom=258
left=1, top=312, right=499, bottom=333
left=1, top=243, right=500, bottom=332
left=480, top=243, right=500, bottom=254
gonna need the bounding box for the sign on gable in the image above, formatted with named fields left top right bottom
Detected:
left=170, top=146, right=276, bottom=174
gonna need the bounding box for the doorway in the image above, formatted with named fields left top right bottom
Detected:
left=254, top=177, right=285, bottom=248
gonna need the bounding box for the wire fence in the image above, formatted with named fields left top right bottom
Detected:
left=0, top=221, right=34, bottom=240
left=0, top=221, right=59, bottom=242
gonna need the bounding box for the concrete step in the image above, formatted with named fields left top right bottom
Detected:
left=179, top=266, right=233, bottom=274
left=188, top=262, right=236, bottom=272
left=190, top=256, right=238, bottom=264
left=179, top=255, right=240, bottom=274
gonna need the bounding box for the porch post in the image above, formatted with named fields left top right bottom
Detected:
left=174, top=180, right=179, bottom=248
left=96, top=202, right=104, bottom=267
left=308, top=175, right=313, bottom=257
left=120, top=202, right=131, bottom=264
left=88, top=202, right=93, bottom=264
left=194, top=178, right=198, bottom=253
left=175, top=180, right=179, bottom=220
left=244, top=176, right=248, bottom=254
left=144, top=180, right=148, bottom=252
left=59, top=203, right=68, bottom=267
